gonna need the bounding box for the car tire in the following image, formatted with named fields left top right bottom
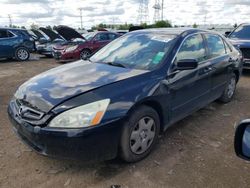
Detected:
left=80, top=49, right=91, bottom=60
left=218, top=73, right=237, bottom=103
left=15, top=47, right=30, bottom=61
left=119, top=105, right=160, bottom=162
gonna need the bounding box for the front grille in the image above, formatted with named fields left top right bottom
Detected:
left=14, top=99, right=45, bottom=121
left=240, top=48, right=250, bottom=59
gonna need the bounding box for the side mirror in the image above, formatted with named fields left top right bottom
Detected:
left=176, top=59, right=198, bottom=71
left=225, top=31, right=231, bottom=37
left=235, top=119, right=250, bottom=161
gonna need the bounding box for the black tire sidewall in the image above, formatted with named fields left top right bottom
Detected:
left=219, top=73, right=237, bottom=103
left=15, top=47, right=30, bottom=61
left=120, top=105, right=160, bottom=162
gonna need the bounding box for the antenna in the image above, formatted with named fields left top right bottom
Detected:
left=137, top=0, right=149, bottom=24
left=153, top=0, right=161, bottom=22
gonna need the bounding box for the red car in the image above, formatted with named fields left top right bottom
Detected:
left=54, top=31, right=120, bottom=62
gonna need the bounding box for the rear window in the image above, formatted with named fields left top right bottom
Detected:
left=0, top=30, right=14, bottom=38
left=12, top=30, right=30, bottom=37
left=205, top=34, right=226, bottom=58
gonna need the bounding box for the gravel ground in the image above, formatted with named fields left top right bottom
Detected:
left=0, top=56, right=250, bottom=188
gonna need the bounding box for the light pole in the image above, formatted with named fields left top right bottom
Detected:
left=78, top=8, right=83, bottom=29
left=161, top=0, right=164, bottom=20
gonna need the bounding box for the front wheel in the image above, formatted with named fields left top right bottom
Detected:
left=15, top=47, right=30, bottom=61
left=80, top=49, right=91, bottom=60
left=218, top=73, right=237, bottom=103
left=119, top=105, right=160, bottom=162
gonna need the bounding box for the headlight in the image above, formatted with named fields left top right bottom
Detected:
left=65, top=45, right=78, bottom=52
left=48, top=99, right=110, bottom=128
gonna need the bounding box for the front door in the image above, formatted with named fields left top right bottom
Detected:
left=166, top=34, right=213, bottom=123
left=0, top=29, right=15, bottom=58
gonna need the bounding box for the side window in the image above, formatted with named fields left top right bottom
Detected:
left=95, top=33, right=109, bottom=41
left=7, top=31, right=14, bottom=38
left=176, top=34, right=206, bottom=63
left=0, top=30, right=8, bottom=38
left=108, top=33, right=118, bottom=40
left=0, top=30, right=14, bottom=38
left=205, top=34, right=226, bottom=58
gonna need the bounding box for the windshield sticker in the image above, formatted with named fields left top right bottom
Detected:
left=152, top=52, right=165, bottom=64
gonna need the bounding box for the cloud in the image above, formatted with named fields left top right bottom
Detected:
left=1, top=0, right=250, bottom=28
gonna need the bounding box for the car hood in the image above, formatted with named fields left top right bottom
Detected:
left=54, top=25, right=86, bottom=41
left=31, top=29, right=45, bottom=40
left=14, top=61, right=148, bottom=113
left=39, top=27, right=63, bottom=41
left=229, top=38, right=250, bottom=48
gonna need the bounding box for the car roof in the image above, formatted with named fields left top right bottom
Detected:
left=132, top=27, right=220, bottom=37
left=0, top=27, right=27, bottom=31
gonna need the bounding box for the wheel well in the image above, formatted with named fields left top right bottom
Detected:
left=234, top=70, right=240, bottom=83
left=81, top=48, right=91, bottom=53
left=138, top=100, right=164, bottom=132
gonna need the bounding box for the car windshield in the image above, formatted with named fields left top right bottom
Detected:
left=72, top=38, right=85, bottom=42
left=82, top=32, right=96, bottom=41
left=229, top=25, right=250, bottom=39
left=90, top=32, right=177, bottom=70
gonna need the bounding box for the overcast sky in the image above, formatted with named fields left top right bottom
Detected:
left=0, top=0, right=250, bottom=29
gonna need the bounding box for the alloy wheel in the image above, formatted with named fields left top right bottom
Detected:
left=80, top=50, right=90, bottom=60
left=17, top=49, right=29, bottom=61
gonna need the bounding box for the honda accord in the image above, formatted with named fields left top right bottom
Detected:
left=8, top=28, right=243, bottom=162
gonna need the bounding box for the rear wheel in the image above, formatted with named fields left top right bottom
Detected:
left=119, top=105, right=160, bottom=162
left=80, top=49, right=91, bottom=60
left=218, top=73, right=237, bottom=103
left=15, top=47, right=30, bottom=61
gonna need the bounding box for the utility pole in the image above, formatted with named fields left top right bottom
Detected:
left=78, top=8, right=83, bottom=29
left=137, top=0, right=149, bottom=24
left=153, top=0, right=161, bottom=23
left=161, top=0, right=164, bottom=20
left=8, top=14, right=12, bottom=27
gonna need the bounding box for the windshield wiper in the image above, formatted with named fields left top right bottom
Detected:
left=106, top=62, right=127, bottom=68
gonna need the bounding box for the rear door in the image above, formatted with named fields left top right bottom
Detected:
left=167, top=33, right=213, bottom=123
left=203, top=34, right=232, bottom=100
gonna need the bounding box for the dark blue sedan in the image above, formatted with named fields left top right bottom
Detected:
left=227, top=23, right=250, bottom=69
left=8, top=28, right=243, bottom=162
left=0, top=28, right=35, bottom=61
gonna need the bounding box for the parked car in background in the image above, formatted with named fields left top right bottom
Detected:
left=0, top=28, right=35, bottom=61
left=52, top=25, right=87, bottom=59
left=56, top=31, right=120, bottom=62
left=36, top=27, right=65, bottom=57
left=8, top=28, right=242, bottom=162
left=226, top=23, right=250, bottom=69
left=235, top=119, right=250, bottom=161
